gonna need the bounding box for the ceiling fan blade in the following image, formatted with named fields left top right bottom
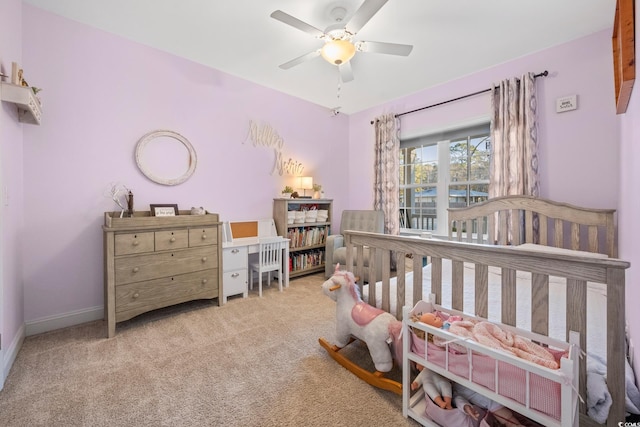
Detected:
left=359, top=41, right=413, bottom=56
left=339, top=62, right=354, bottom=83
left=279, top=50, right=321, bottom=70
left=270, top=10, right=326, bottom=38
left=345, top=0, right=389, bottom=35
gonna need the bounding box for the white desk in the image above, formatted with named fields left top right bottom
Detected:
left=221, top=219, right=290, bottom=302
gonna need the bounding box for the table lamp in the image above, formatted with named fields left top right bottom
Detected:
left=298, top=176, right=313, bottom=198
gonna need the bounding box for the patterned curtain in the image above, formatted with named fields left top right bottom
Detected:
left=373, top=113, right=400, bottom=237
left=489, top=72, right=540, bottom=243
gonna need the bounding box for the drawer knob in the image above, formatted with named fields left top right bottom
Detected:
left=132, top=240, right=139, bottom=246
left=231, top=272, right=239, bottom=278
left=132, top=267, right=139, bottom=273
left=170, top=237, right=176, bottom=243
left=201, top=234, right=207, bottom=240
left=231, top=249, right=239, bottom=254
left=201, top=279, right=208, bottom=284
left=133, top=292, right=139, bottom=299
left=201, top=257, right=208, bottom=262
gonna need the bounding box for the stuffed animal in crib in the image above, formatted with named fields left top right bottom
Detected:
left=412, top=363, right=453, bottom=410
left=322, top=264, right=398, bottom=372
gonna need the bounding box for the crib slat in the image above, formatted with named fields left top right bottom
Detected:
left=452, top=260, right=464, bottom=311
left=571, top=223, right=580, bottom=251
left=554, top=218, right=563, bottom=248
left=488, top=214, right=496, bottom=245
left=539, top=214, right=548, bottom=245
left=412, top=256, right=423, bottom=306
left=476, top=217, right=485, bottom=244
left=431, top=257, right=442, bottom=305
left=369, top=246, right=378, bottom=294
left=531, top=273, right=549, bottom=336
left=380, top=249, right=391, bottom=314
left=501, top=268, right=516, bottom=326
left=498, top=210, right=508, bottom=245
left=588, top=225, right=598, bottom=254
left=475, top=264, right=489, bottom=319
left=396, top=252, right=406, bottom=320
left=512, top=209, right=521, bottom=245
left=525, top=210, right=533, bottom=243
left=566, top=278, right=587, bottom=415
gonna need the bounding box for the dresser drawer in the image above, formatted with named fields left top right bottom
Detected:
left=189, top=227, right=217, bottom=247
left=223, top=246, right=248, bottom=271
left=115, top=269, right=218, bottom=321
left=155, top=229, right=189, bottom=251
left=115, top=246, right=218, bottom=285
left=115, top=232, right=154, bottom=255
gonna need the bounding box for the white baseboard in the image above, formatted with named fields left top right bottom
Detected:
left=25, top=306, right=103, bottom=337
left=2, top=323, right=25, bottom=390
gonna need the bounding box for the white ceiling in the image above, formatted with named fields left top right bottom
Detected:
left=24, top=0, right=615, bottom=115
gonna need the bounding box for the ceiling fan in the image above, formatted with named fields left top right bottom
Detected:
left=270, top=0, right=413, bottom=83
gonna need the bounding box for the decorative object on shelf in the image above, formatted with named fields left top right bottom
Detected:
left=191, top=206, right=206, bottom=215
left=298, top=176, right=313, bottom=198
left=312, top=183, right=322, bottom=199
left=126, top=190, right=134, bottom=217
left=150, top=204, right=179, bottom=217
left=104, top=182, right=131, bottom=218
left=291, top=191, right=300, bottom=198
left=135, top=130, right=197, bottom=186
left=281, top=185, right=294, bottom=198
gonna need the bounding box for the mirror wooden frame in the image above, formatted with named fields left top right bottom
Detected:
left=612, top=0, right=635, bottom=114
left=135, top=130, right=197, bottom=186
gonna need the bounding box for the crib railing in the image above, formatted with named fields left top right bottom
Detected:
left=342, top=230, right=628, bottom=427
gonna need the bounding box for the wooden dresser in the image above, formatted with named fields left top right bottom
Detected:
left=103, top=211, right=223, bottom=337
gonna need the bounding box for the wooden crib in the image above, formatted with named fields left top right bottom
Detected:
left=342, top=195, right=628, bottom=427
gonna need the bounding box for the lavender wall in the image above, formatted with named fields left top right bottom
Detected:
left=16, top=6, right=635, bottom=389
left=0, top=0, right=26, bottom=377
left=21, top=5, right=350, bottom=322
left=348, top=30, right=619, bottom=211
left=618, top=5, right=640, bottom=378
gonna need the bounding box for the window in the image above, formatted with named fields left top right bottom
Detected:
left=399, top=123, right=490, bottom=235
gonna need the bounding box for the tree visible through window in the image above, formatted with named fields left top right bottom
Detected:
left=399, top=124, right=490, bottom=235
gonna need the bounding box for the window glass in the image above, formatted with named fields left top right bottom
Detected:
left=399, top=124, right=490, bottom=234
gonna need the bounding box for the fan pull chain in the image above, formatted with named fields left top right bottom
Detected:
left=336, top=74, right=342, bottom=100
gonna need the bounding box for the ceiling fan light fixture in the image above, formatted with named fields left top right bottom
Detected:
left=321, top=39, right=356, bottom=65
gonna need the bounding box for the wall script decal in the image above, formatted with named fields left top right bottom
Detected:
left=245, top=120, right=304, bottom=176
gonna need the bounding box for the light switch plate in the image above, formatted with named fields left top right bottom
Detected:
left=556, top=95, right=577, bottom=113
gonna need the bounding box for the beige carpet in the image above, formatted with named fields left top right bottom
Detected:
left=0, top=272, right=419, bottom=427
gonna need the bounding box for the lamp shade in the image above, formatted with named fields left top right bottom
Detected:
left=299, top=176, right=313, bottom=190
left=321, top=40, right=356, bottom=65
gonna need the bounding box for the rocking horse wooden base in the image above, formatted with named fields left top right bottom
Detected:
left=318, top=337, right=402, bottom=396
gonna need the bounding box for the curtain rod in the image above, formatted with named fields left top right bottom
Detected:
left=370, top=70, right=548, bottom=124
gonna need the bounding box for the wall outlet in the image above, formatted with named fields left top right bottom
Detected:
left=556, top=95, right=578, bottom=113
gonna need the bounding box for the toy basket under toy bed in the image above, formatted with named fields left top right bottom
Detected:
left=402, top=300, right=580, bottom=427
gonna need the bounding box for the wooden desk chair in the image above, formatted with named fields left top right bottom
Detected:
left=249, top=237, right=285, bottom=297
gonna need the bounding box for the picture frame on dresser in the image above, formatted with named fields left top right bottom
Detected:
left=150, top=204, right=179, bottom=216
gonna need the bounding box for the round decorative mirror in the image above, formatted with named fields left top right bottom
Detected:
left=135, top=130, right=197, bottom=186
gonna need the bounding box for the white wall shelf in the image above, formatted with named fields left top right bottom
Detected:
left=0, top=82, right=42, bottom=125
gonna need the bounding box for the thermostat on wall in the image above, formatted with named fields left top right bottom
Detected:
left=556, top=95, right=578, bottom=113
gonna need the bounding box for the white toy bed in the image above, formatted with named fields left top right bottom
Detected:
left=340, top=195, right=631, bottom=427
